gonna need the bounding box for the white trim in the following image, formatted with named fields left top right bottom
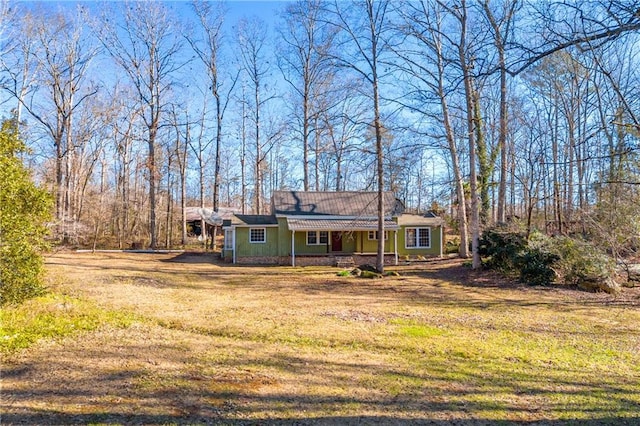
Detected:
left=249, top=227, right=267, bottom=243
left=405, top=227, right=432, bottom=249
left=439, top=226, right=443, bottom=257
left=291, top=230, right=296, bottom=266
left=394, top=230, right=398, bottom=265
left=232, top=228, right=236, bottom=264
left=224, top=229, right=234, bottom=250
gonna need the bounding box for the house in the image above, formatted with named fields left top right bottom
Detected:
left=222, top=191, right=444, bottom=266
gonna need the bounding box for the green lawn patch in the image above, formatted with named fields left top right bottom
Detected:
left=0, top=293, right=136, bottom=355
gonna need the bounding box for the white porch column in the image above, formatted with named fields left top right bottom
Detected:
left=394, top=230, right=398, bottom=265
left=232, top=227, right=236, bottom=264
left=291, top=230, right=296, bottom=267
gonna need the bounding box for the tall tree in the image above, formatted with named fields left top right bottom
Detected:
left=395, top=0, right=470, bottom=257
left=446, top=0, right=482, bottom=268
left=328, top=0, right=391, bottom=273
left=236, top=16, right=281, bottom=214
left=95, top=1, right=184, bottom=249
left=189, top=1, right=238, bottom=213
left=481, top=0, right=519, bottom=224
left=2, top=8, right=98, bottom=242
left=278, top=0, right=336, bottom=192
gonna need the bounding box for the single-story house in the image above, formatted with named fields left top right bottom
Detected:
left=222, top=190, right=444, bottom=266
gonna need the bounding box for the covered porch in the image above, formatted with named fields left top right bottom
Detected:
left=286, top=218, right=400, bottom=267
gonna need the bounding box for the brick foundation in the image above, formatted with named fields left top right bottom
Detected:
left=233, top=254, right=398, bottom=267
left=235, top=256, right=281, bottom=265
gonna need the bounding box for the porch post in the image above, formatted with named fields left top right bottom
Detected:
left=291, top=230, right=296, bottom=267
left=232, top=227, right=236, bottom=264
left=439, top=225, right=443, bottom=258
left=394, top=230, right=398, bottom=265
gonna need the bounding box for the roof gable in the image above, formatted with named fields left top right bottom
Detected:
left=271, top=191, right=403, bottom=217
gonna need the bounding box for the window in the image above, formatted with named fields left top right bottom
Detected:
left=405, top=227, right=430, bottom=248
left=224, top=229, right=233, bottom=250
left=307, top=231, right=328, bottom=245
left=368, top=231, right=388, bottom=240
left=249, top=228, right=266, bottom=243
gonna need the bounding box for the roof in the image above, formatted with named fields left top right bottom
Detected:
left=231, top=214, right=278, bottom=226
left=185, top=206, right=240, bottom=224
left=397, top=213, right=444, bottom=227
left=271, top=191, right=404, bottom=217
left=287, top=218, right=399, bottom=231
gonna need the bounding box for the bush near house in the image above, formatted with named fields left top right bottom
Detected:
left=480, top=226, right=617, bottom=291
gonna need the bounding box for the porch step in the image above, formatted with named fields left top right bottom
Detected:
left=335, top=256, right=355, bottom=268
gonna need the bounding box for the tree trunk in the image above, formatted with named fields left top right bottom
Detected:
left=458, top=0, right=481, bottom=269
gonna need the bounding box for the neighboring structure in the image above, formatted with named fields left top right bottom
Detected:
left=222, top=191, right=444, bottom=266
left=185, top=206, right=240, bottom=237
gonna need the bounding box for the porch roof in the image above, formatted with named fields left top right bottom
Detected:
left=286, top=218, right=400, bottom=231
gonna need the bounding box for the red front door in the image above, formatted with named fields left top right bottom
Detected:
left=331, top=232, right=343, bottom=252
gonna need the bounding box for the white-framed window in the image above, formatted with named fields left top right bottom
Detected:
left=224, top=229, right=233, bottom=250
left=405, top=227, right=431, bottom=248
left=307, top=231, right=329, bottom=245
left=249, top=228, right=266, bottom=243
left=368, top=230, right=388, bottom=240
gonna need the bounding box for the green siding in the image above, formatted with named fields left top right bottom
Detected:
left=230, top=218, right=443, bottom=260
left=235, top=227, right=279, bottom=256
left=397, top=225, right=442, bottom=256
left=359, top=231, right=394, bottom=253
left=277, top=218, right=291, bottom=256
left=294, top=231, right=330, bottom=254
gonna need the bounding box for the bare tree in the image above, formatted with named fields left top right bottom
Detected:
left=3, top=8, right=98, bottom=243
left=327, top=0, right=391, bottom=273
left=236, top=16, right=281, bottom=214
left=278, top=0, right=336, bottom=192
left=189, top=1, right=238, bottom=214
left=444, top=0, right=482, bottom=268
left=394, top=0, right=470, bottom=257
left=95, top=1, right=184, bottom=249
left=481, top=0, right=519, bottom=224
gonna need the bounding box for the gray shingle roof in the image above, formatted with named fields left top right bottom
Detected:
left=271, top=191, right=403, bottom=217
left=231, top=215, right=278, bottom=226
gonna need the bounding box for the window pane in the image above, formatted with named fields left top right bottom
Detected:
left=418, top=228, right=430, bottom=247
left=250, top=228, right=265, bottom=243
left=406, top=228, right=416, bottom=247
left=307, top=231, right=317, bottom=245
left=319, top=231, right=328, bottom=244
left=224, top=230, right=233, bottom=249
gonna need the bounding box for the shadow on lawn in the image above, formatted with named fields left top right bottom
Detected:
left=3, top=342, right=639, bottom=426
left=2, top=412, right=638, bottom=425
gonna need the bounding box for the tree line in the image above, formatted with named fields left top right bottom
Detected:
left=1, top=0, right=638, bottom=268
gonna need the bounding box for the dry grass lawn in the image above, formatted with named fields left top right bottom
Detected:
left=2, top=251, right=639, bottom=425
